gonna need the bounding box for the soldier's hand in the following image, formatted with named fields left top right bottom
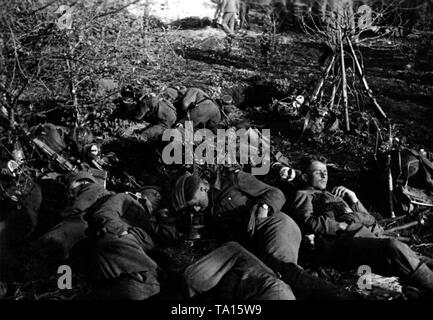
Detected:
left=332, top=186, right=358, bottom=203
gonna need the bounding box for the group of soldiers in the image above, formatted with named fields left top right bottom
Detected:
left=212, top=0, right=355, bottom=36
left=2, top=83, right=433, bottom=301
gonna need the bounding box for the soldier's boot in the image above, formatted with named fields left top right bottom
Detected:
left=279, top=263, right=363, bottom=300
left=420, top=256, right=433, bottom=271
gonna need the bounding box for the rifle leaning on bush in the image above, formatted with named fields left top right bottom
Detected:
left=30, top=135, right=109, bottom=187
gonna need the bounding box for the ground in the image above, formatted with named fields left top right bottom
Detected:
left=2, top=13, right=433, bottom=300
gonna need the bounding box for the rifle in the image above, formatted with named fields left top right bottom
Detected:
left=32, top=136, right=110, bottom=187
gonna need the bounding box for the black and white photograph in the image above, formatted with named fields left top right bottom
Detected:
left=1, top=0, right=433, bottom=312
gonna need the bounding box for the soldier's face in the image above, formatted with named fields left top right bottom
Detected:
left=68, top=180, right=92, bottom=199
left=307, top=161, right=328, bottom=190
left=186, top=181, right=210, bottom=212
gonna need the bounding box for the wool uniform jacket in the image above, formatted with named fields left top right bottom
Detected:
left=291, top=187, right=377, bottom=236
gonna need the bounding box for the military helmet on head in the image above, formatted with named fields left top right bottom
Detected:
left=139, top=185, right=163, bottom=214
left=163, top=88, right=180, bottom=102
left=171, top=172, right=202, bottom=212
left=69, top=127, right=94, bottom=156
left=120, top=85, right=141, bottom=117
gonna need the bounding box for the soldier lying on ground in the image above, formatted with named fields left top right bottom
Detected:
left=291, top=155, right=433, bottom=297
left=171, top=168, right=361, bottom=299
left=29, top=170, right=175, bottom=299
left=30, top=123, right=117, bottom=172
left=238, top=0, right=250, bottom=30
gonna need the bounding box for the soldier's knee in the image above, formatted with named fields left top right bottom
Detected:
left=263, top=279, right=296, bottom=300
left=37, top=235, right=68, bottom=262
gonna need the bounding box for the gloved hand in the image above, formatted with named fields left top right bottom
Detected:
left=339, top=222, right=376, bottom=239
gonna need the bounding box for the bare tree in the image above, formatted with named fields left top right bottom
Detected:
left=0, top=0, right=142, bottom=131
